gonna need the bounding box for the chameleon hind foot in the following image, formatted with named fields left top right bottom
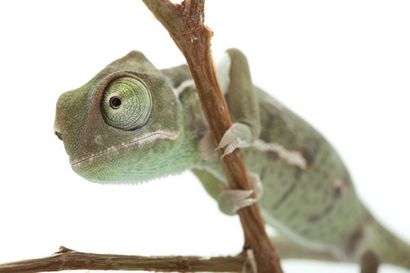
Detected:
left=216, top=122, right=253, bottom=158
left=218, top=172, right=263, bottom=215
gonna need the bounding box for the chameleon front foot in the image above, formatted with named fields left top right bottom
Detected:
left=216, top=122, right=253, bottom=157
left=198, top=131, right=218, bottom=161
left=218, top=172, right=263, bottom=215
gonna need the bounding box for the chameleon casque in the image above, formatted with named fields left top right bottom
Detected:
left=54, top=49, right=410, bottom=272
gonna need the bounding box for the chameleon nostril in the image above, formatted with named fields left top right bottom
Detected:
left=55, top=131, right=63, bottom=141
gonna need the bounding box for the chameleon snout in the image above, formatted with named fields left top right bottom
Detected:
left=54, top=99, right=65, bottom=142
left=54, top=89, right=91, bottom=162
left=54, top=94, right=67, bottom=144
left=54, top=124, right=63, bottom=141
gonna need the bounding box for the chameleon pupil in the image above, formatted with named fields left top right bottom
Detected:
left=109, top=96, right=122, bottom=109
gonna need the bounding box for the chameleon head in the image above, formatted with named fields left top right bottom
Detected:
left=54, top=51, right=183, bottom=183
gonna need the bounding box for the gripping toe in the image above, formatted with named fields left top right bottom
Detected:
left=216, top=122, right=253, bottom=157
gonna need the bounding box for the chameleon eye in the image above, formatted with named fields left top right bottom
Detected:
left=109, top=96, right=122, bottom=109
left=101, top=76, right=152, bottom=130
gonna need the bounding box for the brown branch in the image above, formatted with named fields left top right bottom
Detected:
left=0, top=246, right=246, bottom=273
left=142, top=1, right=283, bottom=273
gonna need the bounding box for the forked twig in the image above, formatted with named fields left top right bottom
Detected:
left=142, top=1, right=283, bottom=273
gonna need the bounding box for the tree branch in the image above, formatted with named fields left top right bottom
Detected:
left=0, top=246, right=246, bottom=273
left=142, top=1, right=283, bottom=273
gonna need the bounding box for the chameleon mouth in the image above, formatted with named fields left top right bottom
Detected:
left=70, top=129, right=180, bottom=166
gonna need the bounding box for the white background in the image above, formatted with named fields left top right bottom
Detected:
left=0, top=1, right=409, bottom=272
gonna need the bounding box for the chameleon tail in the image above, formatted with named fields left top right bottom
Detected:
left=366, top=216, right=410, bottom=269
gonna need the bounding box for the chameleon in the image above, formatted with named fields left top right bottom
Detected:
left=54, top=48, right=409, bottom=272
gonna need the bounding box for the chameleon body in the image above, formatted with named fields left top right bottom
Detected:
left=54, top=49, right=410, bottom=272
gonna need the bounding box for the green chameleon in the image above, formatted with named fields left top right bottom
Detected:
left=54, top=49, right=409, bottom=272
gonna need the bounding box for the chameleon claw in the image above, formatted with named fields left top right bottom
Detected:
left=248, top=172, right=263, bottom=200
left=217, top=123, right=253, bottom=156
left=218, top=189, right=255, bottom=215
left=220, top=144, right=237, bottom=158
left=217, top=172, right=263, bottom=215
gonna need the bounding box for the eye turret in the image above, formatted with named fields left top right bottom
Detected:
left=101, top=76, right=152, bottom=130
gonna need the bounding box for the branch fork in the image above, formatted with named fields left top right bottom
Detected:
left=142, top=1, right=283, bottom=273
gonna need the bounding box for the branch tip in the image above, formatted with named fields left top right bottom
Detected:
left=56, top=246, right=73, bottom=254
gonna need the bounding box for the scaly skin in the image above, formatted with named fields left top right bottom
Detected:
left=55, top=50, right=410, bottom=271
